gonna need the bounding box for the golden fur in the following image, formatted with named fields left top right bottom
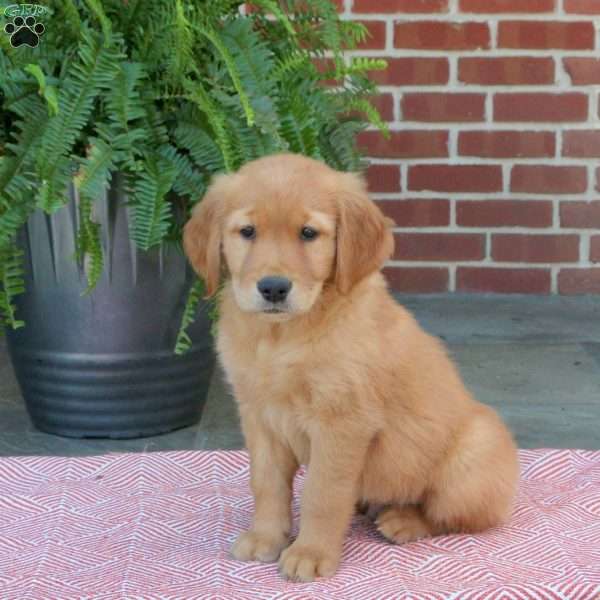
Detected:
left=183, top=153, right=519, bottom=582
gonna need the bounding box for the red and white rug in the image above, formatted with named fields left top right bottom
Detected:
left=0, top=449, right=599, bottom=599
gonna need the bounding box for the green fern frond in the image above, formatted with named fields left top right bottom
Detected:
left=157, top=144, right=206, bottom=200
left=295, top=0, right=343, bottom=59
left=346, top=98, right=390, bottom=138
left=0, top=246, right=25, bottom=329
left=184, top=81, right=236, bottom=172
left=250, top=0, right=296, bottom=38
left=60, top=0, right=82, bottom=38
left=23, top=64, right=46, bottom=92
left=140, top=91, right=169, bottom=149
left=107, top=62, right=146, bottom=130
left=35, top=28, right=123, bottom=213
left=84, top=0, right=112, bottom=45
left=131, top=157, right=177, bottom=250
left=277, top=77, right=330, bottom=157
left=174, top=278, right=205, bottom=355
left=279, top=108, right=319, bottom=156
left=74, top=194, right=104, bottom=294
left=0, top=198, right=36, bottom=250
left=1, top=67, right=36, bottom=105
left=75, top=137, right=114, bottom=200
left=0, top=28, right=13, bottom=59
left=339, top=21, right=369, bottom=48
left=220, top=98, right=284, bottom=159
left=123, top=0, right=144, bottom=38
left=166, top=0, right=195, bottom=81
left=72, top=134, right=111, bottom=293
left=273, top=52, right=311, bottom=81
left=346, top=57, right=388, bottom=75
left=320, top=119, right=365, bottom=172
left=192, top=22, right=255, bottom=127
left=219, top=18, right=280, bottom=137
left=24, top=64, right=59, bottom=116
left=0, top=95, right=48, bottom=212
left=105, top=61, right=147, bottom=168
left=172, top=121, right=225, bottom=174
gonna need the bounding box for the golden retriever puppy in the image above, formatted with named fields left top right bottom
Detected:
left=183, top=153, right=519, bottom=582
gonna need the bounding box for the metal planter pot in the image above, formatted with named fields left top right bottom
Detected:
left=5, top=178, right=215, bottom=439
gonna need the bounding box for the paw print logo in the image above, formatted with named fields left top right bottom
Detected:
left=4, top=15, right=45, bottom=48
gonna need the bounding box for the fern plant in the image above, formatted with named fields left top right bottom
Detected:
left=0, top=0, right=387, bottom=352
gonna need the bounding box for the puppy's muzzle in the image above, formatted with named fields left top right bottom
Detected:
left=257, top=276, right=292, bottom=304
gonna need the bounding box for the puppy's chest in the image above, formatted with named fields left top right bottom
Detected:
left=224, top=334, right=311, bottom=400
left=221, top=333, right=313, bottom=459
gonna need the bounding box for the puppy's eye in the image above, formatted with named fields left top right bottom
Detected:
left=240, top=225, right=256, bottom=240
left=300, top=226, right=318, bottom=241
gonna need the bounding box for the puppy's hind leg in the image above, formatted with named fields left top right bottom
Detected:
left=423, top=407, right=519, bottom=537
left=377, top=408, right=518, bottom=545
left=375, top=505, right=436, bottom=544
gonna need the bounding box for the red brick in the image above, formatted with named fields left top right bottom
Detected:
left=408, top=165, right=503, bottom=192
left=365, top=164, right=401, bottom=193
left=460, top=0, right=555, bottom=11
left=564, top=0, right=600, bottom=13
left=393, top=233, right=485, bottom=261
left=402, top=93, right=485, bottom=122
left=564, top=58, right=600, bottom=85
left=511, top=165, right=587, bottom=194
left=458, top=57, right=555, bottom=85
left=456, top=200, right=553, bottom=228
left=459, top=131, right=555, bottom=158
left=494, top=93, right=588, bottom=122
left=560, top=201, right=600, bottom=228
left=383, top=267, right=449, bottom=293
left=394, top=21, right=490, bottom=50
left=354, top=0, right=448, bottom=12
left=356, top=20, right=387, bottom=50
left=591, top=236, right=600, bottom=262
left=563, top=130, right=600, bottom=158
left=457, top=267, right=551, bottom=294
left=369, top=57, right=449, bottom=86
left=376, top=199, right=450, bottom=227
left=492, top=234, right=579, bottom=263
left=376, top=94, right=395, bottom=122
left=498, top=21, right=594, bottom=50
left=357, top=130, right=449, bottom=158
left=559, top=269, right=600, bottom=294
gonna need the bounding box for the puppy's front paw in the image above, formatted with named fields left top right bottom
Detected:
left=231, top=530, right=289, bottom=563
left=278, top=542, right=339, bottom=582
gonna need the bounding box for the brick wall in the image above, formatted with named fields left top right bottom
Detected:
left=345, top=0, right=600, bottom=294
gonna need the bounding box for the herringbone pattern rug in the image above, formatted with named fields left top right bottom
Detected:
left=1, top=449, right=599, bottom=599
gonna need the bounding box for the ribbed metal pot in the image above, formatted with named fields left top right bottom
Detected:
left=5, top=177, right=215, bottom=439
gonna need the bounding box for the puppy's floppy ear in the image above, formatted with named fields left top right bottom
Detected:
left=183, top=174, right=234, bottom=298
left=334, top=172, right=395, bottom=295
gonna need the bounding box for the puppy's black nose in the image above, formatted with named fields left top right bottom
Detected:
left=257, top=276, right=292, bottom=303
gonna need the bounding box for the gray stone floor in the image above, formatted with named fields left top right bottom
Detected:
left=1, top=294, right=599, bottom=456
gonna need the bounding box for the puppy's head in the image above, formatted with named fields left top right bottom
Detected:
left=183, top=153, right=394, bottom=321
